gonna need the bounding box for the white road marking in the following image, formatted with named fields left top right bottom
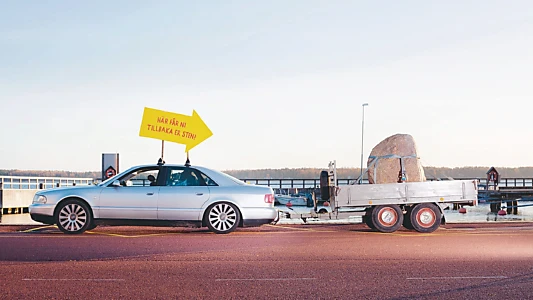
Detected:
left=23, top=279, right=125, bottom=281
left=216, top=278, right=316, bottom=282
left=407, top=276, right=507, bottom=280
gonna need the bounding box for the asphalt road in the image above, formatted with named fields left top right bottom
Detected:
left=1, top=223, right=532, bottom=299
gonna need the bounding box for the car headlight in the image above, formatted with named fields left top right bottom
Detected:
left=33, top=194, right=47, bottom=204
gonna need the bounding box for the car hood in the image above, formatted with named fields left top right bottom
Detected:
left=36, top=185, right=100, bottom=195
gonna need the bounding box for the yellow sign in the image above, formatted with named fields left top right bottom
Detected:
left=139, top=107, right=213, bottom=152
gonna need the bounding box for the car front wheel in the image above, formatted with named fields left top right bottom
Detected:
left=55, top=199, right=92, bottom=234
left=205, top=203, right=240, bottom=234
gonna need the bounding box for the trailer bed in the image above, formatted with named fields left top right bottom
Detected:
left=333, top=179, right=478, bottom=209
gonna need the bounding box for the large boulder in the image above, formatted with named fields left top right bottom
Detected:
left=367, top=134, right=426, bottom=184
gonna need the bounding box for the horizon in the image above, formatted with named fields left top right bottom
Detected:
left=2, top=1, right=532, bottom=171
left=3, top=164, right=533, bottom=173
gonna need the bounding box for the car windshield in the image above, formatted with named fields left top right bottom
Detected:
left=98, top=175, right=117, bottom=186
left=97, top=166, right=137, bottom=186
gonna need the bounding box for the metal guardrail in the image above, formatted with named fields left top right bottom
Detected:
left=242, top=178, right=366, bottom=189
left=0, top=176, right=95, bottom=190
left=243, top=178, right=533, bottom=189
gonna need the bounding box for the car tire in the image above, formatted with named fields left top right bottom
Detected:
left=55, top=199, right=92, bottom=234
left=205, top=202, right=240, bottom=234
left=87, top=222, right=97, bottom=231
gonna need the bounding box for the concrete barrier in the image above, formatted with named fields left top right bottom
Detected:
left=0, top=189, right=38, bottom=214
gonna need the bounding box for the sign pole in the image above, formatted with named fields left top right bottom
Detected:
left=157, top=140, right=165, bottom=165
left=161, top=140, right=165, bottom=160
left=185, top=151, right=190, bottom=166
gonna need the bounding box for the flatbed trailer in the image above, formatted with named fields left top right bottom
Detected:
left=282, top=160, right=478, bottom=233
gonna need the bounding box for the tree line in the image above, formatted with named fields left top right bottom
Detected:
left=2, top=166, right=533, bottom=179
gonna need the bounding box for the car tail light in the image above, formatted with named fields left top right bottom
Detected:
left=264, top=194, right=274, bottom=204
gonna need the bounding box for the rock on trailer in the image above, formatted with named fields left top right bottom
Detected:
left=318, top=161, right=478, bottom=233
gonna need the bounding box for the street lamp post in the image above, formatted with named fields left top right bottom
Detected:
left=360, top=103, right=369, bottom=183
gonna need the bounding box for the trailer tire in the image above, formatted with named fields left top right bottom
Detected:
left=403, top=206, right=414, bottom=230
left=371, top=205, right=403, bottom=233
left=410, top=203, right=441, bottom=233
left=363, top=207, right=375, bottom=229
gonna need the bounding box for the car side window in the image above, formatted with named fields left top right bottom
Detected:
left=119, top=168, right=161, bottom=187
left=199, top=172, right=218, bottom=186
left=167, top=168, right=203, bottom=187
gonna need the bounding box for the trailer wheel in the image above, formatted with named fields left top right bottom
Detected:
left=363, top=207, right=375, bottom=229
left=403, top=206, right=414, bottom=230
left=410, top=203, right=441, bottom=233
left=371, top=205, right=403, bottom=233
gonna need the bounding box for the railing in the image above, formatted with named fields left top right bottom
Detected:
left=243, top=178, right=533, bottom=189
left=497, top=178, right=533, bottom=188
left=241, top=178, right=365, bottom=189
left=2, top=175, right=532, bottom=190
left=0, top=176, right=95, bottom=190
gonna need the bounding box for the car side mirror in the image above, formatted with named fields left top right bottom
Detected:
left=112, top=180, right=121, bottom=187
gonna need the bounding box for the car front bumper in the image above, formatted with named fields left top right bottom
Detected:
left=29, top=204, right=56, bottom=224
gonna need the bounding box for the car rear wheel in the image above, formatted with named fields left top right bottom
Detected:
left=205, top=203, right=240, bottom=234
left=55, top=199, right=92, bottom=234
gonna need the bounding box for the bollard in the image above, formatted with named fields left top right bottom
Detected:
left=505, top=200, right=519, bottom=215
left=490, top=201, right=501, bottom=213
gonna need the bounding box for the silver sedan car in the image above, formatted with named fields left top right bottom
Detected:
left=29, top=163, right=278, bottom=234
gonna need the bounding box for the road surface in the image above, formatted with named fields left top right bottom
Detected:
left=0, top=223, right=532, bottom=299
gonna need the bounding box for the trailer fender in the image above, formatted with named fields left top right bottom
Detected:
left=437, top=203, right=450, bottom=225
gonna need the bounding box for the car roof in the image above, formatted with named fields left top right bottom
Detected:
left=124, top=164, right=243, bottom=186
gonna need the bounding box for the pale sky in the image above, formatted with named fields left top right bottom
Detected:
left=1, top=1, right=532, bottom=172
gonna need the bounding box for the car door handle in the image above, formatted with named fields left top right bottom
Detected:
left=147, top=192, right=154, bottom=196
left=196, top=193, right=204, bottom=196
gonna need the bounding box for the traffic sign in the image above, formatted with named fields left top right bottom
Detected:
left=105, top=166, right=117, bottom=179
